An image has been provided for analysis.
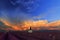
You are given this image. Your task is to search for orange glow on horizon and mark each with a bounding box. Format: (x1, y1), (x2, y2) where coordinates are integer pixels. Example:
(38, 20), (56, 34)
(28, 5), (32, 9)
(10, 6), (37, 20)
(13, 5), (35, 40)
(0, 18), (60, 31)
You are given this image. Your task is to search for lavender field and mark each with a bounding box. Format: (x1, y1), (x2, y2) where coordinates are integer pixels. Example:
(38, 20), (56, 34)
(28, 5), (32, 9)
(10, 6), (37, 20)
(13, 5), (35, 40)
(0, 30), (60, 40)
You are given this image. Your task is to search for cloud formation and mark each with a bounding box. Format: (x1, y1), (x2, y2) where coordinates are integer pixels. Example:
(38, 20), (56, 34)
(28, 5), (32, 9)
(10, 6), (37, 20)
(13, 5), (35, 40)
(0, 18), (60, 31)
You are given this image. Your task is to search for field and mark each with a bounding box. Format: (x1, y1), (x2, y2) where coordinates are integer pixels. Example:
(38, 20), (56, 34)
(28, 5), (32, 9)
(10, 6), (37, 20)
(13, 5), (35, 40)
(0, 30), (60, 40)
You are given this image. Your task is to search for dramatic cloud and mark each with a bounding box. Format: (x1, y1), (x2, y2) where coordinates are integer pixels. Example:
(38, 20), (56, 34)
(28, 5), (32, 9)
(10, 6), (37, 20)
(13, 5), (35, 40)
(0, 0), (60, 31)
(0, 18), (60, 31)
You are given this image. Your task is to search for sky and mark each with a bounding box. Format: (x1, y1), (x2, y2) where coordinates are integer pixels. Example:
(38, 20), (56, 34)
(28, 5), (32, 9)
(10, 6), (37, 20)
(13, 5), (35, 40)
(0, 0), (60, 24)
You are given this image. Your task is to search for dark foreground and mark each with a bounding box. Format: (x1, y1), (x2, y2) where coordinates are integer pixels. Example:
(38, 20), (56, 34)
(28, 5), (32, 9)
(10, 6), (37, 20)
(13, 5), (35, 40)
(0, 30), (60, 40)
